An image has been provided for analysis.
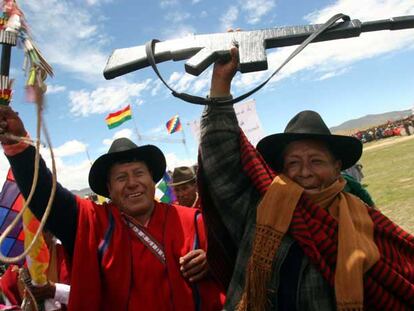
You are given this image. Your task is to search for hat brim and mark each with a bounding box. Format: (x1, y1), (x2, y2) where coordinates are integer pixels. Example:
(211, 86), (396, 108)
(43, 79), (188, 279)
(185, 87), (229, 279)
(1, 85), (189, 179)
(169, 175), (196, 187)
(256, 132), (362, 172)
(88, 145), (166, 198)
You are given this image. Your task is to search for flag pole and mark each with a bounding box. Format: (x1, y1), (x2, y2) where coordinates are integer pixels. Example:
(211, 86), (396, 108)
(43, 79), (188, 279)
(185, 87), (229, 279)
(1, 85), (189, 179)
(182, 129), (190, 157)
(178, 114), (191, 158)
(85, 146), (92, 166)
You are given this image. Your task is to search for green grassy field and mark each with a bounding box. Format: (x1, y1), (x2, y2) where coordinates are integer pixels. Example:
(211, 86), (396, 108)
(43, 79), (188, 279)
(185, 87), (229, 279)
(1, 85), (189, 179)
(361, 135), (414, 233)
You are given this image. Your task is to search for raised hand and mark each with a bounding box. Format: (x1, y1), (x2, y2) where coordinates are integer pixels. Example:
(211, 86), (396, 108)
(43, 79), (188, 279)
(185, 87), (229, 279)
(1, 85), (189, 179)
(210, 44), (239, 98)
(0, 106), (27, 145)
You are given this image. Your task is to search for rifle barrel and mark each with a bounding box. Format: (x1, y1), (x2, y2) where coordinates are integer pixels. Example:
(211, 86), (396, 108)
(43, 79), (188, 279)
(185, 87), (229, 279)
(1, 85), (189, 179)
(361, 15), (414, 32)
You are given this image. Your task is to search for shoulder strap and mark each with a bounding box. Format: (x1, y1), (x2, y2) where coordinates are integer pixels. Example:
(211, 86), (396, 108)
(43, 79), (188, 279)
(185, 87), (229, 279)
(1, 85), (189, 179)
(146, 14), (350, 105)
(192, 210), (201, 250)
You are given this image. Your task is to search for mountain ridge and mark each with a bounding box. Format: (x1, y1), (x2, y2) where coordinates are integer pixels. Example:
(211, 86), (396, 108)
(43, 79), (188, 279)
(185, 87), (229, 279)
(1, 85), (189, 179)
(330, 109), (412, 134)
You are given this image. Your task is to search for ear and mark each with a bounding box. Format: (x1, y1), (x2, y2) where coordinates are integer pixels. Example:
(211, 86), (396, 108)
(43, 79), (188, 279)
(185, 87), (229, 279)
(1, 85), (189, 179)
(334, 160), (342, 175)
(106, 182), (112, 196)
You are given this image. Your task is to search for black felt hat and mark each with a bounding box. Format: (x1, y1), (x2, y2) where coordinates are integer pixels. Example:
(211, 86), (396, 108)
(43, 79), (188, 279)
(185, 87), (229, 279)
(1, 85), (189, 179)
(256, 110), (362, 172)
(88, 138), (166, 198)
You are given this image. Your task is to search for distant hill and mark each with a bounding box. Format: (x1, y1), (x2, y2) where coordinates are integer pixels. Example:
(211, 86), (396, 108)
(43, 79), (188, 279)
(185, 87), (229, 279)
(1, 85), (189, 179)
(331, 109), (412, 134)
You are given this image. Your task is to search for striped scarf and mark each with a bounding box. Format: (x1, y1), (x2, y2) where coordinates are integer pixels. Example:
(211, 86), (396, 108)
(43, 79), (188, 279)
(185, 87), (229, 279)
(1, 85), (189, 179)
(237, 131), (414, 310)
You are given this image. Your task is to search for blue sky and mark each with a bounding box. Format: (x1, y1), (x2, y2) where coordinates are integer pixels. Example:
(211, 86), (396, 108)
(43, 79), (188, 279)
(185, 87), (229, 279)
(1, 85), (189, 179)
(1, 0), (414, 190)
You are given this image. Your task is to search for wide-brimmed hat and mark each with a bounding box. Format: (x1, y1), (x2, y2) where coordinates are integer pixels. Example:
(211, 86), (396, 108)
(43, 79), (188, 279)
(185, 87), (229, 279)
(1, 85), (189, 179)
(169, 166), (196, 186)
(88, 138), (166, 198)
(256, 110), (362, 172)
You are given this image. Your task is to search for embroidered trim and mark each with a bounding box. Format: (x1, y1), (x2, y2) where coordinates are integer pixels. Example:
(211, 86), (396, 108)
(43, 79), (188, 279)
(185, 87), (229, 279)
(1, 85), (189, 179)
(124, 216), (166, 264)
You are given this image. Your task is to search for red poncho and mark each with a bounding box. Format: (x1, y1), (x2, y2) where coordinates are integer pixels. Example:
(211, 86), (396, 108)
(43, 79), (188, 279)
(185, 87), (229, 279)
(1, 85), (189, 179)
(68, 198), (224, 311)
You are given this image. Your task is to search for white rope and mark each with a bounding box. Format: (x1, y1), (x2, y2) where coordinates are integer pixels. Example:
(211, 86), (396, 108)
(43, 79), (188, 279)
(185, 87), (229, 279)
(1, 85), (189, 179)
(0, 82), (57, 264)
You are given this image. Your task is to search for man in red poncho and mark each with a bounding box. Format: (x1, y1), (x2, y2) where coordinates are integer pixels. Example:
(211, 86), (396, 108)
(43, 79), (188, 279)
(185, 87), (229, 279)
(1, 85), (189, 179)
(0, 105), (225, 311)
(170, 166), (200, 209)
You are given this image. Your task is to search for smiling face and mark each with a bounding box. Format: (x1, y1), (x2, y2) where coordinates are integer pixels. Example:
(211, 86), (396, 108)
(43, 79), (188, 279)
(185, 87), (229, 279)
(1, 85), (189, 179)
(107, 161), (155, 224)
(282, 139), (342, 193)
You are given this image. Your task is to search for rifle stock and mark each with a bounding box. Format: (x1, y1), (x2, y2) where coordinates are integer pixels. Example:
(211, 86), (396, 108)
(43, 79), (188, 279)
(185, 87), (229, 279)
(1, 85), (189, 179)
(103, 15), (414, 80)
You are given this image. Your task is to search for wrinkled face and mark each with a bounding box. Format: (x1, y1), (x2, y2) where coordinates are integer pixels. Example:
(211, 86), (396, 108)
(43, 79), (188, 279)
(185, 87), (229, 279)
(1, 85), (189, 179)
(282, 139), (342, 193)
(173, 181), (197, 207)
(107, 161), (155, 220)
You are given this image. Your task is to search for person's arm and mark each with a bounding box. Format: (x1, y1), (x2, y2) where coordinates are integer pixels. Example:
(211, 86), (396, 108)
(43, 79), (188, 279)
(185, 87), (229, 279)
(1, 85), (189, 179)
(25, 281), (70, 306)
(199, 48), (261, 246)
(0, 106), (77, 256)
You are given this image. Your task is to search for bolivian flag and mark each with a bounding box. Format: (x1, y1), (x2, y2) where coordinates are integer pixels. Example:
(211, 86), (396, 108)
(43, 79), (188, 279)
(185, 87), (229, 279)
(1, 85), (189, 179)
(105, 105), (132, 129)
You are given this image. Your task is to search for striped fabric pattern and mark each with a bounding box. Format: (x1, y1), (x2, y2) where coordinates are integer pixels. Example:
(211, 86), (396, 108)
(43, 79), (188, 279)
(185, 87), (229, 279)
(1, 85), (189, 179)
(0, 169), (24, 261)
(238, 131), (414, 310)
(23, 207), (50, 285)
(105, 105), (132, 129)
(166, 115), (182, 134)
(0, 170), (50, 276)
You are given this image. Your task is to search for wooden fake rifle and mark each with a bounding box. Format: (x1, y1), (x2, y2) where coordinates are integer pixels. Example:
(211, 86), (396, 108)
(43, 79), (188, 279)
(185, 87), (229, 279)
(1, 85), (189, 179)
(104, 14), (414, 79)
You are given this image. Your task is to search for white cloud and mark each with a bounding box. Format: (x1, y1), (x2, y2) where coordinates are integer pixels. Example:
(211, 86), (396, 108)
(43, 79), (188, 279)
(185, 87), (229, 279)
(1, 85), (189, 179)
(241, 0), (275, 25)
(317, 67), (351, 81)
(58, 160), (91, 190)
(21, 1), (109, 80)
(35, 150), (91, 190)
(165, 11), (191, 23)
(38, 140), (90, 189)
(52, 158), (91, 190)
(192, 0), (201, 3)
(233, 0), (414, 90)
(200, 11), (208, 18)
(85, 0), (112, 5)
(51, 140), (87, 157)
(167, 71), (196, 92)
(305, 0), (414, 23)
(151, 80), (164, 96)
(160, 0), (178, 8)
(220, 6), (239, 30)
(162, 68), (211, 95)
(0, 147), (90, 192)
(191, 76), (210, 93)
(162, 25), (196, 39)
(69, 79), (152, 116)
(147, 124), (166, 135)
(46, 84), (66, 94)
(164, 152), (196, 171)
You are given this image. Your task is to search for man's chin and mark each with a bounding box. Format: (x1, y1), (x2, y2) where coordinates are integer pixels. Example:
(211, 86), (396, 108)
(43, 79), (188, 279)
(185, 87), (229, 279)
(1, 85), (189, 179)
(122, 201), (153, 216)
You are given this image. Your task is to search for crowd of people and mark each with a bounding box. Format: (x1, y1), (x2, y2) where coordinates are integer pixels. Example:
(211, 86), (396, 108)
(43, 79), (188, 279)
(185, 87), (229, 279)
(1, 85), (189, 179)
(0, 47), (413, 311)
(351, 116), (414, 143)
